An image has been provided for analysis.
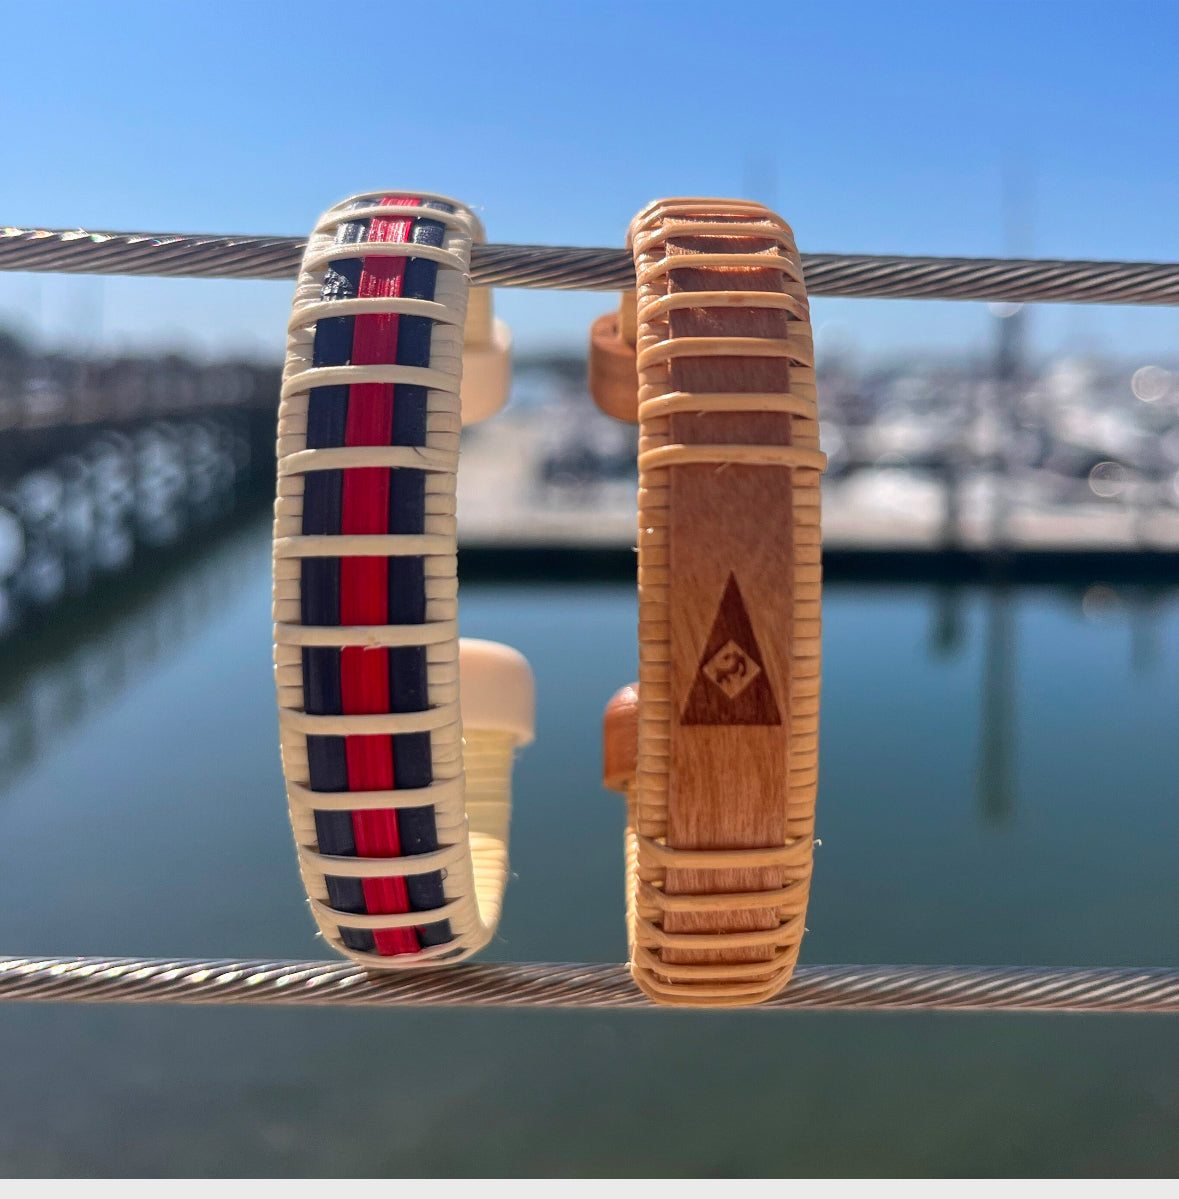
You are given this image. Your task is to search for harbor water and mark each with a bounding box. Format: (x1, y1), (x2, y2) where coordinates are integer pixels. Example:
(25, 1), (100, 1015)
(0, 505), (1176, 1176)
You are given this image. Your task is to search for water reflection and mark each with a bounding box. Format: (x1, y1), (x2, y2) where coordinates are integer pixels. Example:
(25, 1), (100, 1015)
(929, 582), (967, 658)
(926, 582), (1179, 827)
(0, 499), (269, 797)
(977, 588), (1017, 826)
(0, 412), (268, 637)
(1127, 588), (1166, 675)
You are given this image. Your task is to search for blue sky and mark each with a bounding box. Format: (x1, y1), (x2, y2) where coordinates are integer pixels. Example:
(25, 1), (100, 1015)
(2, 0), (1177, 362)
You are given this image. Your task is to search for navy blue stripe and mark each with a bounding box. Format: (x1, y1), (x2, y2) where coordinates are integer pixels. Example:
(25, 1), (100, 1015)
(304, 211), (371, 951)
(300, 200), (456, 951)
(390, 202), (451, 942)
(392, 209), (445, 446)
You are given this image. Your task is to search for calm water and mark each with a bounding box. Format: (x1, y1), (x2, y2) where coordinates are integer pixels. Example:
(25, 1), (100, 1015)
(0, 510), (1176, 1177)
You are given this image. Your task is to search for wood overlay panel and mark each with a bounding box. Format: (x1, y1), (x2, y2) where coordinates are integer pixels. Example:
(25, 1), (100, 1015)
(626, 198), (825, 1006)
(663, 232), (794, 975)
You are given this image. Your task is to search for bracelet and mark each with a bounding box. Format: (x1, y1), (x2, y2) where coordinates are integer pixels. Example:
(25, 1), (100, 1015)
(274, 191), (531, 968)
(594, 198), (826, 1005)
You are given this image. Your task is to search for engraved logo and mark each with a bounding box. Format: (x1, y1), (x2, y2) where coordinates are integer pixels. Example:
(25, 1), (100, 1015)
(680, 574), (782, 727)
(703, 640), (762, 699)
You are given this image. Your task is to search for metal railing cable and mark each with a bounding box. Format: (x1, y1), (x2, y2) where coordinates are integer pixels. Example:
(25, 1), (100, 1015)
(0, 956), (1176, 1012)
(4, 225), (1179, 305)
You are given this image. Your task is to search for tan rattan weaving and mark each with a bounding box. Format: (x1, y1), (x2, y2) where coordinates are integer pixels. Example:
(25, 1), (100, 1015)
(595, 198), (826, 1006)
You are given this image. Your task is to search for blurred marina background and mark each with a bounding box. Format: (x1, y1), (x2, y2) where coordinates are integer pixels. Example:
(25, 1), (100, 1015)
(0, 0), (1176, 1179)
(6, 307), (1179, 613)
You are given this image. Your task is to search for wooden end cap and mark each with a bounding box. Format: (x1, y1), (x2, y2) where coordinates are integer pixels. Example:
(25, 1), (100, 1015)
(588, 311), (638, 423)
(603, 682), (639, 792)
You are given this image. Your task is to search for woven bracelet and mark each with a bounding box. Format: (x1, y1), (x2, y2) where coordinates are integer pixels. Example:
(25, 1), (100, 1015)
(274, 191), (531, 969)
(595, 198), (826, 1006)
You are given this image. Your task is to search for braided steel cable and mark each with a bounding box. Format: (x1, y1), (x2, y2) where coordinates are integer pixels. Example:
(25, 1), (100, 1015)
(4, 225), (1179, 305)
(0, 227), (304, 281)
(800, 252), (1179, 306)
(0, 956), (1176, 1011)
(467, 244), (635, 291)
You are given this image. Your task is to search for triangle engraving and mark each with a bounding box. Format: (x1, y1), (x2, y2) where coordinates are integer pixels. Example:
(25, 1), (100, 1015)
(681, 574), (782, 726)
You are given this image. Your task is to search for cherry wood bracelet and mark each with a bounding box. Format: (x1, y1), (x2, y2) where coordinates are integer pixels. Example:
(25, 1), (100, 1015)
(594, 198), (826, 1006)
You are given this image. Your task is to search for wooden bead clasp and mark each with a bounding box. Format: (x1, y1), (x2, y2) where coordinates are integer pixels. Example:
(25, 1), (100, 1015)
(602, 683), (639, 793)
(588, 291), (639, 423)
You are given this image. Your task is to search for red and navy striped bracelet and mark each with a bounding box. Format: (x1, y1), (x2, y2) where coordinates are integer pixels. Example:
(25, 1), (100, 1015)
(300, 196), (450, 956)
(276, 191), (528, 968)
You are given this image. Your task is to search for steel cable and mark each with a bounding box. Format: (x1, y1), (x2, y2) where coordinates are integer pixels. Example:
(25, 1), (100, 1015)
(4, 226), (1179, 305)
(0, 956), (1176, 1011)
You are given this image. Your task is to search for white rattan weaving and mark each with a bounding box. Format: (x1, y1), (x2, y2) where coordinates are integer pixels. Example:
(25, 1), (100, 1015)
(273, 191), (528, 968)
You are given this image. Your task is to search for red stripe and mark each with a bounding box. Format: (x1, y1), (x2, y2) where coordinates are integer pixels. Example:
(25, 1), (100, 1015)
(340, 195), (422, 955)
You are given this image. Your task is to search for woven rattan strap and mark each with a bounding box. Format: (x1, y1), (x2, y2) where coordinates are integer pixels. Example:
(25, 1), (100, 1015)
(274, 191), (519, 969)
(627, 198), (826, 1006)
